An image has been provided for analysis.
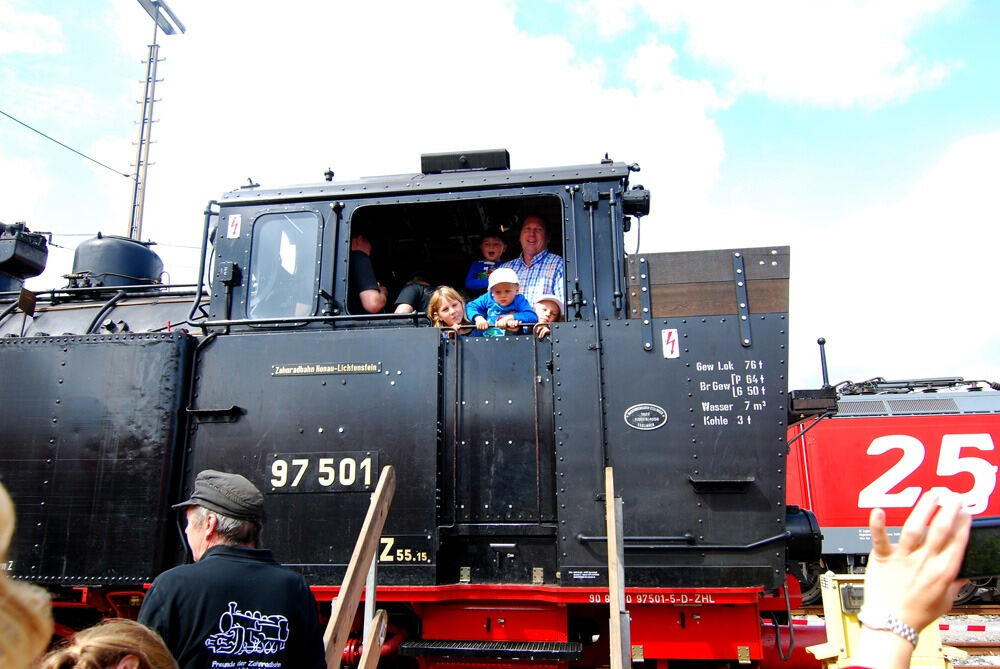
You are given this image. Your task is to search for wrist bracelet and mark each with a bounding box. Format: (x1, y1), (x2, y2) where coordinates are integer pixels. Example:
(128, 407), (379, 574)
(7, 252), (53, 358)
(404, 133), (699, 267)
(857, 606), (919, 647)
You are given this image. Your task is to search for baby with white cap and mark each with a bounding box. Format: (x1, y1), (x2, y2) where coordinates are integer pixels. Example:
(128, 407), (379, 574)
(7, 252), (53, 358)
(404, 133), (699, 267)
(533, 293), (563, 340)
(465, 267), (539, 335)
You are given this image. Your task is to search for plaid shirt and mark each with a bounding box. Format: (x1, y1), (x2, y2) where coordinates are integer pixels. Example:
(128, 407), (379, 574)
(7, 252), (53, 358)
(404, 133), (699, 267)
(499, 248), (564, 308)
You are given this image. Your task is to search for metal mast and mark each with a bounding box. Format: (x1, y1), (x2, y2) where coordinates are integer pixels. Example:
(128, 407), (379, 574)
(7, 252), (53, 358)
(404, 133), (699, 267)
(128, 0), (185, 240)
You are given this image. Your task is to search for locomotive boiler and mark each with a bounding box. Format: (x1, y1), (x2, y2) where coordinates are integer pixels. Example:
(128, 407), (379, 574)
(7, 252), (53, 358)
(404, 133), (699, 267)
(1, 150), (821, 667)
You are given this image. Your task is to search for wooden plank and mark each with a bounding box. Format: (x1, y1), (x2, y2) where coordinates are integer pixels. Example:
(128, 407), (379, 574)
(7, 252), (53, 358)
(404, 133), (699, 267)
(324, 465), (396, 669)
(605, 467), (631, 669)
(625, 247), (790, 318)
(627, 247), (789, 285)
(357, 609), (388, 669)
(628, 279), (788, 317)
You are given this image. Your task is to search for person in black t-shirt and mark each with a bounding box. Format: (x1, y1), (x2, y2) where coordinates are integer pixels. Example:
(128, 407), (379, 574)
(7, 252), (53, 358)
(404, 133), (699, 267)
(393, 275), (435, 316)
(347, 231), (387, 314)
(138, 471), (325, 669)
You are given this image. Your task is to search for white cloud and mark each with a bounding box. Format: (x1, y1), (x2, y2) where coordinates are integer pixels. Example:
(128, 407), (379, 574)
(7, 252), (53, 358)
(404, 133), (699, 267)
(0, 153), (49, 220)
(789, 131), (1000, 387)
(573, 0), (639, 38)
(12, 0), (995, 396)
(630, 0), (959, 108)
(621, 40), (728, 215)
(629, 130), (1000, 389)
(1, 74), (108, 132)
(0, 1), (65, 55)
(77, 0), (727, 288)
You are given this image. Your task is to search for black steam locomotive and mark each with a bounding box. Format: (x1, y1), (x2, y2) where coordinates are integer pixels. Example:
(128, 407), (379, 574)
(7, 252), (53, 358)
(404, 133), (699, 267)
(1, 150), (820, 667)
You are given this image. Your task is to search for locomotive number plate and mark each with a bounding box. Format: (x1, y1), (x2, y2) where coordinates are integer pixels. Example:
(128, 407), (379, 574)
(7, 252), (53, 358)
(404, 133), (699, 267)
(267, 451), (377, 493)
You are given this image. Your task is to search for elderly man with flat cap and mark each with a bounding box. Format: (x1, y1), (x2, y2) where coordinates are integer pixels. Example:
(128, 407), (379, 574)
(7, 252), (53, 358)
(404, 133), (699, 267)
(138, 470), (325, 669)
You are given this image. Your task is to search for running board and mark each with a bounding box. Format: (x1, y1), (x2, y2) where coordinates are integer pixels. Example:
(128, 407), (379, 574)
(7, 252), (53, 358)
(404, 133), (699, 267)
(399, 640), (583, 661)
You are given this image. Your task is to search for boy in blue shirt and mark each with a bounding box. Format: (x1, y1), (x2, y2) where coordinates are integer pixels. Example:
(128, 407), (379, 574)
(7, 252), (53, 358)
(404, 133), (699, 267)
(464, 229), (507, 293)
(466, 267), (538, 334)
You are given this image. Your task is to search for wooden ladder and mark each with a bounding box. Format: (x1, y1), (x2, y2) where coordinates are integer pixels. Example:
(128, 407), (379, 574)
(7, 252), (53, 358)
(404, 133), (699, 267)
(323, 465), (396, 669)
(606, 466), (632, 669)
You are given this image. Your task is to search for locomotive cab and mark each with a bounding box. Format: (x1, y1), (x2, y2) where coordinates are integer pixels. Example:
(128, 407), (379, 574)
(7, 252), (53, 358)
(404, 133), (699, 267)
(190, 152), (798, 592)
(208, 190), (575, 325)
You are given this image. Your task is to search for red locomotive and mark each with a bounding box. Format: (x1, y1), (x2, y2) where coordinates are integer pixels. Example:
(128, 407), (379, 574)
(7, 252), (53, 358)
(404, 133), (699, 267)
(787, 363), (1000, 603)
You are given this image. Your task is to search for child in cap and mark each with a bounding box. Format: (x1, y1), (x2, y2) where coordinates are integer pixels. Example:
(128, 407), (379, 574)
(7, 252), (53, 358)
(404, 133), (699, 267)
(533, 293), (563, 340)
(465, 267), (538, 335)
(464, 229), (507, 293)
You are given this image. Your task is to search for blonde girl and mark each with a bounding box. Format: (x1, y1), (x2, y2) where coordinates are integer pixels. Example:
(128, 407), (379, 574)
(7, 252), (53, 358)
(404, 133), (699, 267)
(40, 619), (178, 669)
(427, 286), (472, 334)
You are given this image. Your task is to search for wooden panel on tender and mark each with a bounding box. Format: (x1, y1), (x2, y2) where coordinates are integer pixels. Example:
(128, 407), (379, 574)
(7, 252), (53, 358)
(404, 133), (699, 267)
(627, 246), (789, 317)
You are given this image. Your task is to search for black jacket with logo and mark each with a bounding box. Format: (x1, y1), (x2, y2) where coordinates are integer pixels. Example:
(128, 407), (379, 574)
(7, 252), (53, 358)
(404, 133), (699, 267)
(138, 545), (326, 669)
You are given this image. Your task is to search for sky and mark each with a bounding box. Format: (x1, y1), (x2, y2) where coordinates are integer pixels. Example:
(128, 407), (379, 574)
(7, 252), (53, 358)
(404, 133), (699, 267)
(1, 0), (997, 390)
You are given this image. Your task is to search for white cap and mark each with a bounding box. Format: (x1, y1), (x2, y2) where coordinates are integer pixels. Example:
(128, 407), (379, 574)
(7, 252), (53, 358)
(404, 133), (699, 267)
(535, 293), (563, 313)
(487, 267), (520, 290)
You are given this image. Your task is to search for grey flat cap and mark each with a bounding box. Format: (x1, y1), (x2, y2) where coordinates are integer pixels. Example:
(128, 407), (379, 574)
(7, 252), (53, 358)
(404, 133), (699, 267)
(172, 470), (264, 521)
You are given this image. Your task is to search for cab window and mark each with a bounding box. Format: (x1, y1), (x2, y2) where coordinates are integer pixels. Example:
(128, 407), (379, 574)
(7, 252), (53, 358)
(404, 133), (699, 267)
(347, 196), (563, 316)
(248, 212), (320, 318)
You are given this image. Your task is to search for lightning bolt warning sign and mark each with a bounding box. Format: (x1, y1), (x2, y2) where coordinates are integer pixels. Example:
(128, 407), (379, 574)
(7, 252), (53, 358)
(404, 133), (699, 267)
(661, 328), (679, 359)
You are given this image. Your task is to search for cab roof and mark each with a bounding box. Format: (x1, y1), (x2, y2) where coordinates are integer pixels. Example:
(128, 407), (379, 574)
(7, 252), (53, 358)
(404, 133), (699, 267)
(219, 158), (632, 206)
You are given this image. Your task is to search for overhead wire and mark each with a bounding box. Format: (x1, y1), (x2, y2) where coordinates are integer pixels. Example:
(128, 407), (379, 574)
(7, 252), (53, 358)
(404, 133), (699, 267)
(0, 107), (131, 178)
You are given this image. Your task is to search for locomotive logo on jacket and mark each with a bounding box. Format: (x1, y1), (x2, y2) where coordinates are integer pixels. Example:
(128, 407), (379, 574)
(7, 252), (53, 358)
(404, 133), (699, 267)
(205, 601), (289, 656)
